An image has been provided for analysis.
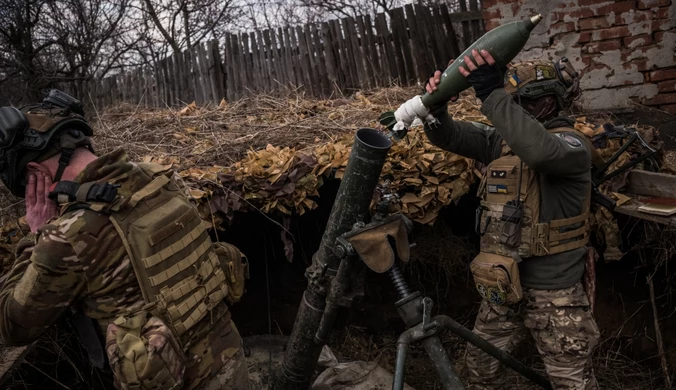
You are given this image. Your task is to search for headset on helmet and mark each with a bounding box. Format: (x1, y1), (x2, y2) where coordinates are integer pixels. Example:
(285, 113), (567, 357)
(0, 90), (94, 198)
(503, 58), (581, 112)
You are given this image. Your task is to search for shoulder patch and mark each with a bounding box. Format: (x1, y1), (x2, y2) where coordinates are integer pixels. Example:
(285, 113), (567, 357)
(556, 133), (582, 148)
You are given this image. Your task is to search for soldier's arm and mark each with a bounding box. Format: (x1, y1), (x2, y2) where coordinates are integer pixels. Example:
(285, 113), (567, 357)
(481, 89), (590, 175)
(0, 223), (86, 346)
(423, 108), (503, 165)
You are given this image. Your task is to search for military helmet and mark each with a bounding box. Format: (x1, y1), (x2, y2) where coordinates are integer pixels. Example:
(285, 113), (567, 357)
(503, 58), (581, 111)
(0, 90), (93, 198)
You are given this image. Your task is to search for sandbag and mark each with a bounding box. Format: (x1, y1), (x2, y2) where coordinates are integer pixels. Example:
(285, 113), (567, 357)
(311, 346), (416, 390)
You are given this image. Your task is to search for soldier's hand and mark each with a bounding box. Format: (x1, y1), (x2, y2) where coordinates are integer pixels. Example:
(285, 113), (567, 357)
(459, 49), (497, 76)
(426, 60), (459, 103)
(25, 172), (57, 233)
(426, 70), (443, 94)
(458, 49), (506, 102)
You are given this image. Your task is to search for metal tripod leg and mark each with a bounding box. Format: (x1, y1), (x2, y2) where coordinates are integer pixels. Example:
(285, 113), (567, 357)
(393, 322), (465, 390)
(389, 266), (553, 390)
(390, 266), (465, 390)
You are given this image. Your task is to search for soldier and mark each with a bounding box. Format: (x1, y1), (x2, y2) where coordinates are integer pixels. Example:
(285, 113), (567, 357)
(0, 91), (250, 390)
(395, 49), (601, 389)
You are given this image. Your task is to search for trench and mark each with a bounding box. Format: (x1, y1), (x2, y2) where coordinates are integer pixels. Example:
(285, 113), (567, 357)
(4, 178), (674, 389)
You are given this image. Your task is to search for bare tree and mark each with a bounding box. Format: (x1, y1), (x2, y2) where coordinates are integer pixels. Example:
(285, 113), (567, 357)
(0, 0), (140, 104)
(0, 0), (52, 103)
(298, 0), (403, 19)
(139, 0), (242, 54)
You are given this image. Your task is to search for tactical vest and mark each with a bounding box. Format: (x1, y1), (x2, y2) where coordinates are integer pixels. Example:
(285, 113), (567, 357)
(55, 162), (231, 389)
(476, 127), (591, 258)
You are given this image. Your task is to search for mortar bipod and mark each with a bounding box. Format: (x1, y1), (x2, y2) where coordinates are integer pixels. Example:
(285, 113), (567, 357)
(332, 213), (553, 390)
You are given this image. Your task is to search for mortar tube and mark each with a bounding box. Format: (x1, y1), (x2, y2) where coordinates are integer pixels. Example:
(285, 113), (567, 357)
(275, 128), (392, 390)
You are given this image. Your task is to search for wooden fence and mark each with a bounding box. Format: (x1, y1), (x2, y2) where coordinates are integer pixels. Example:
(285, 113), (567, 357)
(80, 2), (483, 110)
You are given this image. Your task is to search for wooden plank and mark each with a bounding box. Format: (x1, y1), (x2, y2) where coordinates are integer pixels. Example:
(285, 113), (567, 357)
(615, 201), (676, 226)
(355, 15), (374, 89)
(294, 25), (312, 94)
(224, 34), (236, 102)
(138, 67), (145, 105)
(344, 17), (367, 90)
(439, 4), (462, 59)
(180, 49), (190, 104)
(374, 12), (398, 84)
(310, 23), (330, 96)
(420, 5), (445, 68)
(468, 0), (482, 42)
(247, 32), (260, 92)
(393, 6), (414, 82)
(362, 15), (381, 87)
(231, 35), (244, 100)
(256, 30), (272, 92)
(262, 29), (277, 86)
(413, 4), (438, 73)
(169, 55), (178, 106)
(239, 34), (252, 95)
(146, 67), (152, 106)
(287, 28), (302, 89)
(269, 28), (285, 86)
(180, 49), (191, 104)
(277, 27), (291, 86)
(197, 44), (211, 104)
(185, 49), (197, 103)
(171, 53), (180, 105)
(625, 170), (676, 199)
(121, 71), (127, 102)
(329, 19), (348, 91)
(445, 10), (483, 23)
(458, 0), (472, 49)
(320, 22), (338, 93)
(302, 25), (320, 96)
(406, 4), (434, 80)
(283, 27), (299, 87)
(166, 53), (174, 105)
(340, 19), (360, 90)
(164, 58), (173, 105)
(156, 60), (165, 105)
(206, 40), (221, 104)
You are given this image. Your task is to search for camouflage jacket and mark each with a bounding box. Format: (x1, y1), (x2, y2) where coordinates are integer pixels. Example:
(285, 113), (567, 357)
(0, 149), (242, 390)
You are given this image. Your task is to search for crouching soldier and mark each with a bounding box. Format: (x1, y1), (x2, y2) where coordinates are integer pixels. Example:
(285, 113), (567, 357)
(395, 50), (601, 389)
(0, 90), (250, 389)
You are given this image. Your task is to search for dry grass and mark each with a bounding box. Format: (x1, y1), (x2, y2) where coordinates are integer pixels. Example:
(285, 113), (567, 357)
(90, 86), (419, 167)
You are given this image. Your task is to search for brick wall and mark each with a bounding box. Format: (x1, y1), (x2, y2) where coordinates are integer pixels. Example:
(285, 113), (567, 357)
(482, 0), (676, 114)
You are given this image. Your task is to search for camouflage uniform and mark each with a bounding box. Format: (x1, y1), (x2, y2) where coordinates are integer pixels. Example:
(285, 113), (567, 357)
(0, 149), (249, 390)
(465, 283), (600, 390)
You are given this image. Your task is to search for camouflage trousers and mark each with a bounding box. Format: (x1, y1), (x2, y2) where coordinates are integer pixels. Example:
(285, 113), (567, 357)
(465, 282), (600, 390)
(202, 348), (251, 390)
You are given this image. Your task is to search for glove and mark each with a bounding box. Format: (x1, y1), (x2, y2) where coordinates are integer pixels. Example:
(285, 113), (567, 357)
(466, 64), (508, 102)
(393, 95), (434, 132)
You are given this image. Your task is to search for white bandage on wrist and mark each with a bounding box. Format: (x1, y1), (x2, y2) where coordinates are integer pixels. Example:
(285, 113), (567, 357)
(393, 95), (430, 130)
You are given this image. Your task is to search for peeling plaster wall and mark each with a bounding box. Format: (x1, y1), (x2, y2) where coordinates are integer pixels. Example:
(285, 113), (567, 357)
(482, 0), (676, 113)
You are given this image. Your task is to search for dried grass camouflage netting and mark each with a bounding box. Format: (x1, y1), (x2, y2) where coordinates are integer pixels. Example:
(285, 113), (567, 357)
(0, 86), (667, 266)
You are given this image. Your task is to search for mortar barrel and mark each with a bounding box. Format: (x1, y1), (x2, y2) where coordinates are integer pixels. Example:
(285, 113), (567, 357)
(275, 128), (392, 389)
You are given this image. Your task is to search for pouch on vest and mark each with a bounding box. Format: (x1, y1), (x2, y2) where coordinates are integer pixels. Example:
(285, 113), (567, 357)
(499, 201), (524, 248)
(105, 311), (186, 390)
(213, 242), (250, 304)
(470, 252), (523, 305)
